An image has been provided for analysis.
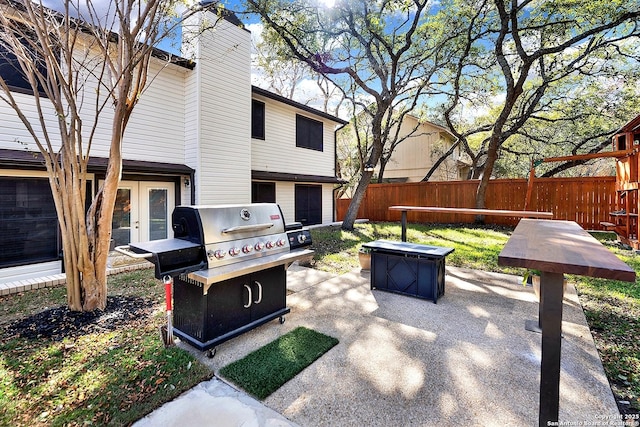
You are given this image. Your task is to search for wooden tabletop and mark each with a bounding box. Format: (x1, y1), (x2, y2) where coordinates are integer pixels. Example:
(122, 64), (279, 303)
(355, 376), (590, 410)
(389, 206), (553, 219)
(498, 219), (636, 282)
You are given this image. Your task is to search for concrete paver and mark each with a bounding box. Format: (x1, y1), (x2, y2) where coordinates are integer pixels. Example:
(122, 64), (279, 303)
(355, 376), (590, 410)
(133, 377), (299, 427)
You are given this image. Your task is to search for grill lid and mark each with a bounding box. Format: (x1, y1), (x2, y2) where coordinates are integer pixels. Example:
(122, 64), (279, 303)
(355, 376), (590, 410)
(121, 203), (312, 280)
(172, 204), (286, 245)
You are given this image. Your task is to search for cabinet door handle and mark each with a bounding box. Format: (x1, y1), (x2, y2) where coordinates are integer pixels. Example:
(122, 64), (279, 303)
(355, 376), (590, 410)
(254, 281), (263, 304)
(243, 284), (252, 308)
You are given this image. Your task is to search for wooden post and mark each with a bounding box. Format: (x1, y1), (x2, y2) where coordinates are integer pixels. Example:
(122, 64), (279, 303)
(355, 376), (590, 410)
(538, 271), (565, 427)
(524, 160), (536, 211)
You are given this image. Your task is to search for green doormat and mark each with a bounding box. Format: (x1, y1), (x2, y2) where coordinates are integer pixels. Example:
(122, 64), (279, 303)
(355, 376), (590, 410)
(219, 326), (339, 400)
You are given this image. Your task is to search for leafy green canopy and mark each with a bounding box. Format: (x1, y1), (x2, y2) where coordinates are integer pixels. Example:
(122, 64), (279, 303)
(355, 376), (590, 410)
(245, 0), (456, 228)
(432, 0), (640, 181)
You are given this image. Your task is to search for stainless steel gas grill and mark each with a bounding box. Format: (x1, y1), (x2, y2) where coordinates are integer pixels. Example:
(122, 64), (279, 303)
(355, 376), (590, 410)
(119, 203), (313, 354)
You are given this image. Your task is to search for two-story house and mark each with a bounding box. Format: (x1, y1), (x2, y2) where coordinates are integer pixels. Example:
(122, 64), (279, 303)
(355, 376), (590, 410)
(251, 86), (346, 225)
(0, 10), (345, 284)
(378, 115), (469, 182)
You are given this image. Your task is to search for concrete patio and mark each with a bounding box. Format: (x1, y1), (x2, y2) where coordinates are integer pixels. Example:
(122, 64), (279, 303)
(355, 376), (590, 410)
(135, 263), (619, 426)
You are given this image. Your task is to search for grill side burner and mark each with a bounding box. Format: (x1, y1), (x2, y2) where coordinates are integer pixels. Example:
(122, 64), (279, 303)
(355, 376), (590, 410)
(126, 203), (313, 354)
(128, 238), (206, 278)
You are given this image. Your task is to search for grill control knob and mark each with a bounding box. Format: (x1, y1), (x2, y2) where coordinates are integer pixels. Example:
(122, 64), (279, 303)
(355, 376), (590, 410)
(214, 249), (227, 259)
(266, 241), (275, 249)
(242, 244), (254, 254)
(298, 234), (307, 244)
(229, 247), (240, 256)
(276, 238), (286, 247)
(255, 242), (265, 251)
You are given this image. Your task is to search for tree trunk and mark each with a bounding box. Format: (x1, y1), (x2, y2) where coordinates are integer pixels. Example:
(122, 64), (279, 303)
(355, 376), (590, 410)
(83, 121), (125, 310)
(342, 124), (385, 230)
(377, 157), (387, 183)
(422, 139), (461, 181)
(341, 170), (374, 230)
(474, 134), (501, 222)
(61, 228), (83, 311)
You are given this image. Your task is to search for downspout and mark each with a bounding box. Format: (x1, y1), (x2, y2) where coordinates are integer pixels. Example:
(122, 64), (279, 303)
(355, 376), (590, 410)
(333, 121), (348, 222)
(190, 170), (196, 205)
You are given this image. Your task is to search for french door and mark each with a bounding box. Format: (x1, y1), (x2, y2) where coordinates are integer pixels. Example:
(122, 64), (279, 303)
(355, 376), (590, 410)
(111, 181), (175, 246)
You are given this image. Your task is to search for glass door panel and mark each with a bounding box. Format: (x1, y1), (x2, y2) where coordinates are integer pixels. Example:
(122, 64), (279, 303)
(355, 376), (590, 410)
(139, 182), (174, 242)
(105, 181), (173, 245)
(112, 188), (132, 247)
(148, 189), (168, 240)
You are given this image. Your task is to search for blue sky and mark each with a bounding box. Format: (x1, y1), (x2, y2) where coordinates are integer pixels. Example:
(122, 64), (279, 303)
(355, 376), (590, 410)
(156, 0), (257, 55)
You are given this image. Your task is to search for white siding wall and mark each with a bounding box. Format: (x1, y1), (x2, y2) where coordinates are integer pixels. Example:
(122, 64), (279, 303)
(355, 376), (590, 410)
(275, 181), (296, 224)
(184, 15), (252, 204)
(0, 92), (58, 152)
(251, 95), (337, 177)
(183, 15), (201, 204)
(120, 64), (187, 162)
(0, 43), (188, 165)
(84, 59), (187, 162)
(320, 184), (334, 223)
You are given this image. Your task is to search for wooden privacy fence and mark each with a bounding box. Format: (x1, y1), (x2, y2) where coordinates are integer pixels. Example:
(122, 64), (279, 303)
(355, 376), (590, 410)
(335, 176), (617, 230)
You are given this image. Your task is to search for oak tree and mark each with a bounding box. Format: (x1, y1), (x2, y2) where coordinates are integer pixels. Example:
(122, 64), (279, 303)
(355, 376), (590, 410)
(437, 0), (640, 211)
(245, 0), (451, 230)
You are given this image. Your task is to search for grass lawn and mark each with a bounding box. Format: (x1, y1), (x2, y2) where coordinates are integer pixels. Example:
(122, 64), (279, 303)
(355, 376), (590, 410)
(0, 222), (637, 426)
(573, 234), (640, 413)
(0, 270), (213, 426)
(309, 221), (519, 275)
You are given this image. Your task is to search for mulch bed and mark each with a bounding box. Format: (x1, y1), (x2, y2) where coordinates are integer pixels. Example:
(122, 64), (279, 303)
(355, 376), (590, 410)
(3, 295), (156, 341)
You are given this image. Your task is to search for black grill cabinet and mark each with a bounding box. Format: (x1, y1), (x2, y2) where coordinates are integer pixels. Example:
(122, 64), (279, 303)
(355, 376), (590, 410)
(173, 265), (289, 351)
(363, 240), (454, 303)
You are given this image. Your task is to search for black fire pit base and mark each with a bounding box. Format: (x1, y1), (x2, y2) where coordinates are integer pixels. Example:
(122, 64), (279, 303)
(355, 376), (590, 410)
(172, 307), (290, 352)
(363, 240), (454, 303)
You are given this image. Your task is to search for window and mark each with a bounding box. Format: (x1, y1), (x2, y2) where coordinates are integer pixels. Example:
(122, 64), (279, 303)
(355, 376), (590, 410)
(0, 177), (59, 268)
(296, 115), (323, 151)
(252, 100), (265, 139)
(0, 26), (48, 95)
(148, 189), (168, 241)
(252, 181), (276, 203)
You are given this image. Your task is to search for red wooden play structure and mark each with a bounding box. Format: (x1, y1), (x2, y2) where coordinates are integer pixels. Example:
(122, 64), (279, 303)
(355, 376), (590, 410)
(602, 114), (640, 248)
(525, 114), (640, 248)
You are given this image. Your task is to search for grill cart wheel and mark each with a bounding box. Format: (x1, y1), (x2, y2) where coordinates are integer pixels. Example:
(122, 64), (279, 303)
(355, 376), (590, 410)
(279, 316), (286, 324)
(207, 348), (217, 358)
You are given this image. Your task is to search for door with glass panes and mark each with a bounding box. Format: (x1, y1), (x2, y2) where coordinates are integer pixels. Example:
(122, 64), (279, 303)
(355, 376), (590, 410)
(110, 181), (175, 246)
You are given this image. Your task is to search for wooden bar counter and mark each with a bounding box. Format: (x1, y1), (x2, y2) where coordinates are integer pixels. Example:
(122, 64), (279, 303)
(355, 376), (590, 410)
(498, 219), (635, 427)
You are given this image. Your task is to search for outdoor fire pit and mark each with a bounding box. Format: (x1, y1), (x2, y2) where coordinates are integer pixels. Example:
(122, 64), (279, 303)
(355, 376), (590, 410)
(363, 239), (454, 303)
